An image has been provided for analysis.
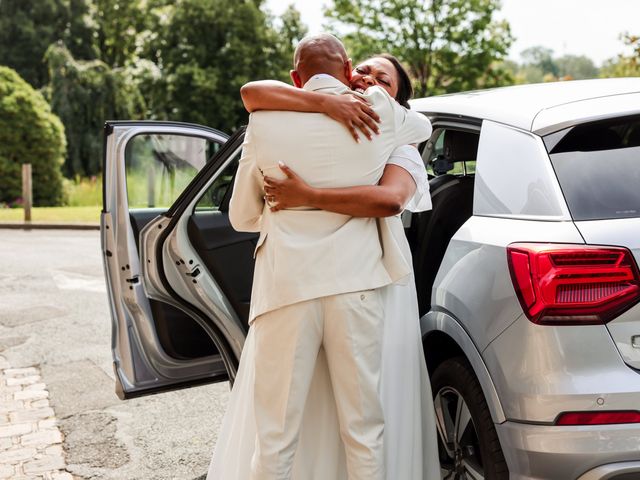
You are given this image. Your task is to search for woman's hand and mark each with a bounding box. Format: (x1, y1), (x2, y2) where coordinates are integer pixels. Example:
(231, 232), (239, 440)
(321, 93), (381, 142)
(264, 163), (315, 212)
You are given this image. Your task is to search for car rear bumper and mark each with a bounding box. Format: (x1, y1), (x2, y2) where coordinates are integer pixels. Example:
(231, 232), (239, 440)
(496, 421), (640, 480)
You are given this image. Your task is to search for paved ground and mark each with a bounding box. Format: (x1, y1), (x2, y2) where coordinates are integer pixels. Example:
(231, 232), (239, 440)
(0, 230), (230, 479)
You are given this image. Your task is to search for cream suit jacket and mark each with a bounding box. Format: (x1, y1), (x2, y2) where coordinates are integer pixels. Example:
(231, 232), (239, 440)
(229, 75), (433, 322)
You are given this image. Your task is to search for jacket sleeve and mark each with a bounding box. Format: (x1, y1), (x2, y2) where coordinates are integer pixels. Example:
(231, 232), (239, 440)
(228, 122), (265, 232)
(392, 100), (433, 147)
(363, 86), (433, 147)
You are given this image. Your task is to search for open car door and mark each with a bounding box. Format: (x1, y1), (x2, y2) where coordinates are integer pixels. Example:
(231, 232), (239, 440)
(101, 121), (256, 399)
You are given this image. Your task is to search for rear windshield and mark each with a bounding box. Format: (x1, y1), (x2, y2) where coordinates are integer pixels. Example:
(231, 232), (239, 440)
(547, 115), (640, 221)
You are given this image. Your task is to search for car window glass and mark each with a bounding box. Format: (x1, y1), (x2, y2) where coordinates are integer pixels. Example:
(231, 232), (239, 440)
(196, 148), (241, 211)
(427, 128), (477, 176)
(425, 131), (444, 176)
(125, 134), (221, 208)
(548, 115), (640, 220)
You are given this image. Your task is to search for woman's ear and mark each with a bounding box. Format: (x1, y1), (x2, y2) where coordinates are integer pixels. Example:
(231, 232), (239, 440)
(290, 70), (303, 88)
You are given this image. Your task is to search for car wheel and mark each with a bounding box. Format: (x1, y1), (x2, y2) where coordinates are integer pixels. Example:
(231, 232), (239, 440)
(431, 357), (508, 480)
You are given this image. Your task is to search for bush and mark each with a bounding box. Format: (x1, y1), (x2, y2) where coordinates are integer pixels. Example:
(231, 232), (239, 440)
(0, 66), (67, 206)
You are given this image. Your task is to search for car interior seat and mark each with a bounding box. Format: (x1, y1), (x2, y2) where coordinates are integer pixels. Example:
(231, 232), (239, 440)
(627, 122), (640, 147)
(411, 130), (478, 315)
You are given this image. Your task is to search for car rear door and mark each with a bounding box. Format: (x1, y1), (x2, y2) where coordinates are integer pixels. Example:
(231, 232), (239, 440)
(101, 121), (255, 399)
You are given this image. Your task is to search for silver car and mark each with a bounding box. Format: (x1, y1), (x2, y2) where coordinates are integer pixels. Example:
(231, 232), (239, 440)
(102, 78), (640, 479)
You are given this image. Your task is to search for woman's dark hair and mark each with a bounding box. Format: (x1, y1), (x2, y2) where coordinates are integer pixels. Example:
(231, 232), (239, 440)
(373, 53), (414, 108)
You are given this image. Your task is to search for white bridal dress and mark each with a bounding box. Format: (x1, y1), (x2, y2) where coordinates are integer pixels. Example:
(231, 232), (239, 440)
(207, 145), (440, 480)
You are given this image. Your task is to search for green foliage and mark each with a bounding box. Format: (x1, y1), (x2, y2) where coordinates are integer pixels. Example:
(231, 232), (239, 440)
(324, 0), (514, 96)
(93, 0), (147, 67)
(0, 67), (66, 206)
(0, 0), (96, 87)
(45, 43), (146, 177)
(63, 176), (102, 206)
(504, 47), (599, 84)
(601, 34), (640, 78)
(143, 0), (306, 132)
(521, 46), (558, 77)
(556, 55), (598, 80)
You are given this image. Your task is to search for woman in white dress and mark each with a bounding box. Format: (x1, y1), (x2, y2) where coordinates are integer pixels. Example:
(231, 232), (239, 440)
(208, 54), (440, 480)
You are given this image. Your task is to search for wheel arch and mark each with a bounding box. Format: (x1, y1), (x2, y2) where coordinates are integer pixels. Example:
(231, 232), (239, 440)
(421, 310), (506, 424)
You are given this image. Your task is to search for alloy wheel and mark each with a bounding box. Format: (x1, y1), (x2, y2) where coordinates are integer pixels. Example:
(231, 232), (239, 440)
(435, 386), (485, 480)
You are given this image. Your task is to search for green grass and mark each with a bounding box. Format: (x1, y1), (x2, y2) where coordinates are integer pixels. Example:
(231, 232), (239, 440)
(0, 206), (101, 223)
(63, 176), (102, 207)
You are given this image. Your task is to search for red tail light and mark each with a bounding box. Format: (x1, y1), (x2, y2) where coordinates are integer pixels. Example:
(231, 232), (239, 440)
(507, 243), (640, 325)
(556, 411), (640, 425)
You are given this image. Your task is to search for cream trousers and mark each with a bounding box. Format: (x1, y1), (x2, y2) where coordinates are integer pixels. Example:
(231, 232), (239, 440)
(250, 289), (386, 480)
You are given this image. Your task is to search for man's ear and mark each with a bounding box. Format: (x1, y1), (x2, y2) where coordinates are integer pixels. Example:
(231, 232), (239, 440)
(344, 58), (353, 82)
(290, 70), (303, 88)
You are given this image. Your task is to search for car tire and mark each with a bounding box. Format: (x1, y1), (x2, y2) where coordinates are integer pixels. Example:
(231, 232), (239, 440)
(431, 356), (509, 480)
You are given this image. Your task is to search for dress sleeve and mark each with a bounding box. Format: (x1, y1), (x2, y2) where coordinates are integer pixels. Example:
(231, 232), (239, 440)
(387, 145), (432, 213)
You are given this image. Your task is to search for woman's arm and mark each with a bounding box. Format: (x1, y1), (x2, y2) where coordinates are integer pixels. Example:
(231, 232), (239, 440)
(264, 163), (416, 218)
(240, 80), (380, 141)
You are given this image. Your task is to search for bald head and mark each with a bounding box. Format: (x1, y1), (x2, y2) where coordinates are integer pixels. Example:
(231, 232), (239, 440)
(291, 33), (352, 87)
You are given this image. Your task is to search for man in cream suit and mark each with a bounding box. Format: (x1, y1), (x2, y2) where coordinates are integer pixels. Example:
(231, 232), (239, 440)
(229, 34), (431, 480)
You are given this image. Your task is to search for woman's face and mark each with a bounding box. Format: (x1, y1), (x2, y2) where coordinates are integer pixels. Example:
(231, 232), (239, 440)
(350, 57), (399, 99)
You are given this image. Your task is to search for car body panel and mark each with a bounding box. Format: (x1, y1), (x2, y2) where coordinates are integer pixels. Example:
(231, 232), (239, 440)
(533, 91), (640, 135)
(496, 421), (640, 480)
(574, 218), (640, 371)
(433, 216), (585, 352)
(411, 78), (640, 133)
(473, 121), (571, 220)
(484, 314), (640, 423)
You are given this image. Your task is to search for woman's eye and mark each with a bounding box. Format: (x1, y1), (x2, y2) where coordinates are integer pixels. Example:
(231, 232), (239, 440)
(378, 79), (391, 86)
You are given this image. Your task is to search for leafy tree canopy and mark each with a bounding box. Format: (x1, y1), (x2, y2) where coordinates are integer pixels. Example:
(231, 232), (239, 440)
(143, 0), (306, 131)
(521, 46), (558, 77)
(556, 54), (598, 80)
(45, 43), (146, 177)
(324, 0), (514, 96)
(0, 67), (66, 205)
(601, 33), (640, 78)
(502, 47), (600, 84)
(0, 0), (95, 87)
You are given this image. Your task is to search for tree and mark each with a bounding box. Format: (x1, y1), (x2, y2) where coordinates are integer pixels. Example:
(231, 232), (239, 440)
(324, 0), (514, 96)
(93, 0), (148, 67)
(0, 0), (96, 88)
(601, 34), (640, 78)
(0, 0), (68, 87)
(143, 0), (306, 132)
(520, 46), (558, 77)
(274, 4), (308, 64)
(0, 67), (66, 205)
(556, 54), (598, 80)
(45, 43), (146, 177)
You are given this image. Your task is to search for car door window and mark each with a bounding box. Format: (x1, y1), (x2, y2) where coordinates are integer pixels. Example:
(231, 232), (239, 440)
(195, 147), (241, 211)
(125, 134), (221, 208)
(426, 128), (477, 176)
